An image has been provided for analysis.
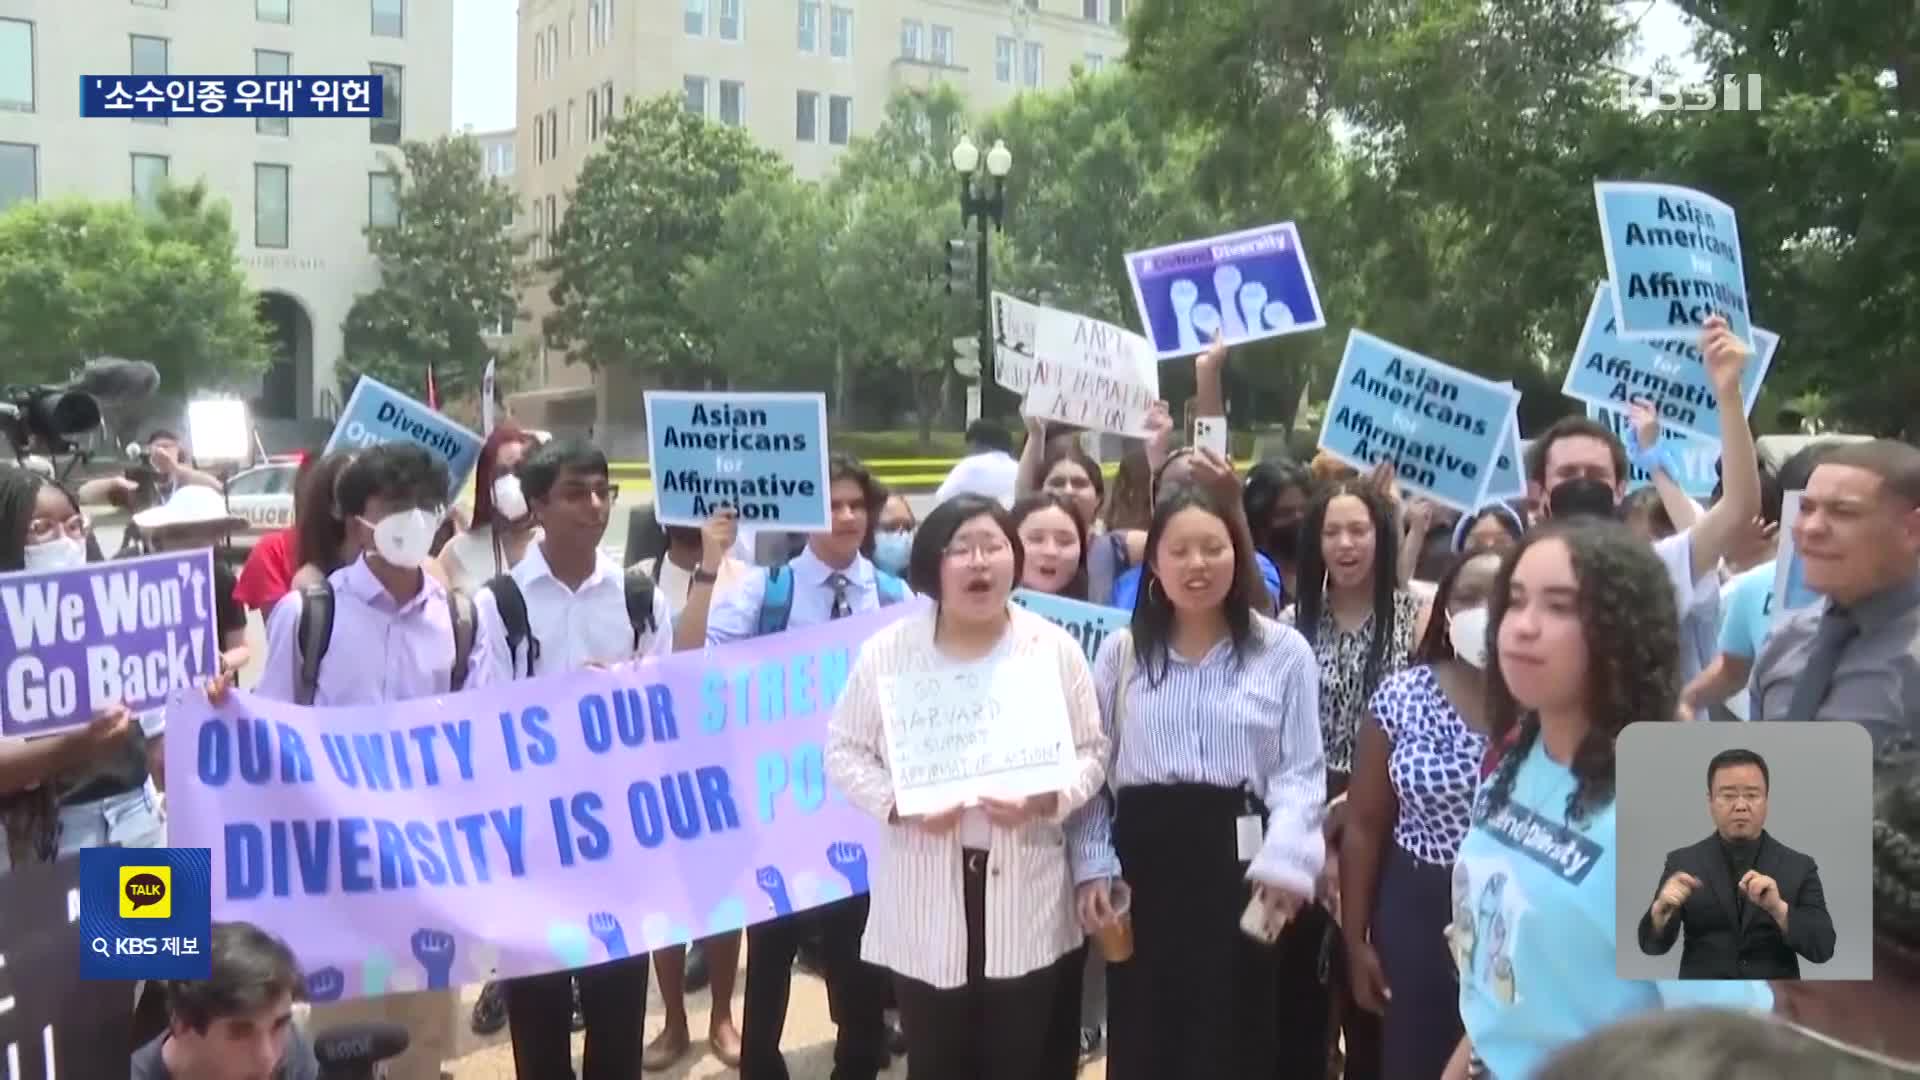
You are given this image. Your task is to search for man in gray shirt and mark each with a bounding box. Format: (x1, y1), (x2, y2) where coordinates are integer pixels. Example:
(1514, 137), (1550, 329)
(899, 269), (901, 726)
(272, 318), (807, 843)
(1751, 439), (1920, 750)
(130, 921), (319, 1080)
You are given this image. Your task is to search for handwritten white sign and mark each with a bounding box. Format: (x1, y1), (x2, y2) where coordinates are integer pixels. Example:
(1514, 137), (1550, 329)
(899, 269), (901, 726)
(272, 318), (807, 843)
(879, 657), (1076, 816)
(991, 292), (1040, 394)
(1021, 307), (1159, 438)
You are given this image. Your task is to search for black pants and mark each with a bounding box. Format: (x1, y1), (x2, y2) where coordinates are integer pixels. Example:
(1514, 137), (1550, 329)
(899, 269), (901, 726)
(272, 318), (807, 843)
(893, 849), (1063, 1080)
(1044, 942), (1089, 1078)
(741, 894), (886, 1080)
(1108, 783), (1282, 1080)
(506, 954), (648, 1080)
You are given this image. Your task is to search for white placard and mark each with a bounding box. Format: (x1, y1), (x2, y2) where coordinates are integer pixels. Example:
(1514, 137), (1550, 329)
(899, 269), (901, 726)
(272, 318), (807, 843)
(880, 657), (1076, 816)
(1022, 306), (1160, 438)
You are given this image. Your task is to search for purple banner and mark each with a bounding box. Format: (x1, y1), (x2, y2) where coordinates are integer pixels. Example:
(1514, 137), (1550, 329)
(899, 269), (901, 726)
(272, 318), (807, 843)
(1, 550), (218, 737)
(163, 602), (923, 1002)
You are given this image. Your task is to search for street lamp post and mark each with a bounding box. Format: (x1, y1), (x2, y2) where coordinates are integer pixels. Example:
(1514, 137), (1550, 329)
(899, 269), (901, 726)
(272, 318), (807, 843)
(951, 134), (1013, 402)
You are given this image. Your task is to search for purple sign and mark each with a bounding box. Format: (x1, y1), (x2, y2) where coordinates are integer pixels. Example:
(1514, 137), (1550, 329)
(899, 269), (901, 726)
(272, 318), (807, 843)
(1125, 222), (1328, 360)
(164, 602), (923, 1002)
(1, 550), (218, 737)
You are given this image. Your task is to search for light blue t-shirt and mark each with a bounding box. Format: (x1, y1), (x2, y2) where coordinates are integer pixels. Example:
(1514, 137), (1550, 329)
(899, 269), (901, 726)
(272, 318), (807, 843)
(1453, 737), (1771, 1079)
(1718, 560), (1777, 661)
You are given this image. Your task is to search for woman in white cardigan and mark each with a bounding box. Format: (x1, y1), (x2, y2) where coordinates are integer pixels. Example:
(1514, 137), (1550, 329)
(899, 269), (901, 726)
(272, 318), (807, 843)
(826, 493), (1108, 1080)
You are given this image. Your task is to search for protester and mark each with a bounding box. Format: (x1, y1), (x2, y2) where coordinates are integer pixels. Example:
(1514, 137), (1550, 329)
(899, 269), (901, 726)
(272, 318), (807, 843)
(873, 492), (917, 577)
(706, 451), (910, 1080)
(1243, 458), (1314, 601)
(1523, 315), (1761, 720)
(288, 450), (361, 591)
(1111, 449), (1280, 615)
(1443, 520), (1771, 1080)
(1067, 484), (1326, 1079)
(1748, 439), (1920, 748)
(1452, 503), (1525, 557)
(1534, 1007), (1915, 1080)
(243, 442), (492, 1080)
(1311, 451), (1361, 488)
(1101, 447), (1156, 533)
(233, 451), (319, 615)
(1343, 549), (1500, 1079)
(935, 420), (1020, 508)
(641, 507), (748, 1069)
(468, 438), (674, 1079)
(825, 494), (1107, 1079)
(436, 424), (539, 594)
(1012, 492), (1089, 601)
(0, 468), (157, 874)
(129, 921), (318, 1080)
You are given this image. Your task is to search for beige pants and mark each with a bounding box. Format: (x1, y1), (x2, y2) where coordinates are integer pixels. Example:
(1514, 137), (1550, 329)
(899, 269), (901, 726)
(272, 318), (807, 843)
(308, 989), (458, 1080)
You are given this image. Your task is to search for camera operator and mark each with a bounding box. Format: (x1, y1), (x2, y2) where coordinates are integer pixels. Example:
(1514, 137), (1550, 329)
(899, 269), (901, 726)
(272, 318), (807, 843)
(130, 921), (320, 1080)
(78, 429), (223, 515)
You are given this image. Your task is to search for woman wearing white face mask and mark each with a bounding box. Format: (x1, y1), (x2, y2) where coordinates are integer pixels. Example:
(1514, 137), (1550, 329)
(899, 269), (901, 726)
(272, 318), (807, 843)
(1338, 550), (1501, 1079)
(436, 426), (539, 594)
(0, 467), (156, 875)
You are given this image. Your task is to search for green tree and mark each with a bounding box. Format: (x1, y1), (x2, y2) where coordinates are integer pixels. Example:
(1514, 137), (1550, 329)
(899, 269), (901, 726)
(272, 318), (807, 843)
(341, 134), (524, 405)
(0, 181), (268, 388)
(543, 95), (781, 384)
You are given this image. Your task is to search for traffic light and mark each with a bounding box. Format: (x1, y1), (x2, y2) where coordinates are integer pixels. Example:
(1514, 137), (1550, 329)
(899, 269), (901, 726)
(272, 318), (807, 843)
(944, 238), (971, 294)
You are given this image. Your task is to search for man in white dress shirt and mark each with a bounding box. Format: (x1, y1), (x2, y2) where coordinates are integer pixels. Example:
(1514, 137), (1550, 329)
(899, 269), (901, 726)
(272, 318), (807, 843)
(706, 453), (910, 1080)
(472, 438), (674, 1080)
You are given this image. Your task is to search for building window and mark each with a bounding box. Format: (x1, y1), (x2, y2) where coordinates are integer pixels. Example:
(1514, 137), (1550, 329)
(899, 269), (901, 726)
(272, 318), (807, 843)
(545, 195), (557, 241)
(130, 34), (168, 125)
(587, 93), (600, 140)
(533, 32), (544, 81)
(568, 12), (577, 56)
(1083, 0), (1099, 17)
(369, 172), (400, 227)
(828, 5), (850, 58)
(683, 75), (707, 117)
(828, 94), (849, 145)
(1023, 41), (1044, 88)
(718, 0), (741, 41)
(564, 99), (575, 147)
(371, 0), (404, 37)
(0, 19), (33, 113)
(602, 81), (614, 130)
(533, 114), (544, 163)
(546, 107), (558, 157)
(684, 0), (705, 36)
(994, 36), (1014, 83)
(795, 90), (817, 142)
(254, 163), (289, 249)
(930, 25), (952, 66)
(899, 19), (921, 60)
(370, 62), (402, 144)
(719, 80), (743, 125)
(1109, 0), (1125, 25)
(257, 0), (290, 22)
(532, 200), (545, 258)
(604, 0), (615, 40)
(546, 27), (558, 74)
(0, 143), (35, 210)
(1084, 52), (1105, 73)
(255, 50), (290, 135)
(796, 0), (818, 51)
(131, 154), (168, 213)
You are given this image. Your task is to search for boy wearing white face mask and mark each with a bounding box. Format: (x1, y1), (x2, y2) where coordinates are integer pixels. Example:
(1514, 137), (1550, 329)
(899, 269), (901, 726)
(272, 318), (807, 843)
(248, 442), (497, 1080)
(1338, 550), (1502, 1080)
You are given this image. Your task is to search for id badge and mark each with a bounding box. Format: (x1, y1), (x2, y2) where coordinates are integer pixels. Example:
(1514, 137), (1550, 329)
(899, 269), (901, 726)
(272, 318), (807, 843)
(1235, 814), (1263, 861)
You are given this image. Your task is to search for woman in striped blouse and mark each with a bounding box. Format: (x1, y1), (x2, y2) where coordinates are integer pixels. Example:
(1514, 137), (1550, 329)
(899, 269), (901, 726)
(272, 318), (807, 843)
(826, 493), (1109, 1080)
(1067, 485), (1327, 1080)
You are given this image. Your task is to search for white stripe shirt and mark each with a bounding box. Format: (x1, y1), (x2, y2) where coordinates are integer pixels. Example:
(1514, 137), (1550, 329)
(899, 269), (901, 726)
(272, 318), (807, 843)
(1065, 614), (1328, 897)
(825, 607), (1109, 989)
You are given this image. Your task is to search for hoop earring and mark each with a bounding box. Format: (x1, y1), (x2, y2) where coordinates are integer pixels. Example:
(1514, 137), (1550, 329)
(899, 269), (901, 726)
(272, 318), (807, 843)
(1148, 577), (1166, 604)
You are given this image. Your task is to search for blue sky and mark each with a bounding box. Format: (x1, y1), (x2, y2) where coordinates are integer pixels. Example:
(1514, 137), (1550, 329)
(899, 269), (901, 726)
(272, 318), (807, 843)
(451, 0), (1702, 133)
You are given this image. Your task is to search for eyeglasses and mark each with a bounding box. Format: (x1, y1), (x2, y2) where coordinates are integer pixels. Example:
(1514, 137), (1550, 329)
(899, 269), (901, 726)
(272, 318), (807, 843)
(26, 514), (88, 544)
(944, 539), (1011, 563)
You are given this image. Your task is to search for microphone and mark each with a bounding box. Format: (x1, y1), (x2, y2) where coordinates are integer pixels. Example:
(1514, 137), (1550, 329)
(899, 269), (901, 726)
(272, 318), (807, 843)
(312, 1022), (409, 1080)
(69, 357), (161, 403)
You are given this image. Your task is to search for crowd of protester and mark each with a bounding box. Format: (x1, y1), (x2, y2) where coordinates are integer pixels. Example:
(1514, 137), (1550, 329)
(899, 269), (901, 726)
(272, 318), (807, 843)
(1, 315), (1918, 1079)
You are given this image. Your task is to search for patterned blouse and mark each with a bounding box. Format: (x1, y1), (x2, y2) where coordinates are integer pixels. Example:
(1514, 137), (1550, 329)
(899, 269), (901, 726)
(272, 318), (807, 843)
(1284, 590), (1422, 775)
(1370, 664), (1488, 865)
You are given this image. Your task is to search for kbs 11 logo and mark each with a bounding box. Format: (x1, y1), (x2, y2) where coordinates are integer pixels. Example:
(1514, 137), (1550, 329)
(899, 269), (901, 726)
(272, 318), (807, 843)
(1618, 73), (1763, 113)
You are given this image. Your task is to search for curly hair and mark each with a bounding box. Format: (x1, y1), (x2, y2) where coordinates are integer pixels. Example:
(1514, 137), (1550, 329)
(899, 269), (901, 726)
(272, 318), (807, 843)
(1872, 741), (1920, 958)
(1481, 519), (1679, 825)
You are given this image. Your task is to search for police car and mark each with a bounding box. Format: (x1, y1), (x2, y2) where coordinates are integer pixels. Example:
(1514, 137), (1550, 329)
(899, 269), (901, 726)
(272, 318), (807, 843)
(223, 458), (299, 541)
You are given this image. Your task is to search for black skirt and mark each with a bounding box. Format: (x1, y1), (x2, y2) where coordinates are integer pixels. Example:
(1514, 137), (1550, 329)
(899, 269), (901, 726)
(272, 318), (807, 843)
(1107, 782), (1280, 1080)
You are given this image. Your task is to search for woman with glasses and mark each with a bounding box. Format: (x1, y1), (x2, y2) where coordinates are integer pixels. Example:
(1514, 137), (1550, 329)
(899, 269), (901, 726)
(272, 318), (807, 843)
(0, 467), (161, 874)
(827, 493), (1109, 1080)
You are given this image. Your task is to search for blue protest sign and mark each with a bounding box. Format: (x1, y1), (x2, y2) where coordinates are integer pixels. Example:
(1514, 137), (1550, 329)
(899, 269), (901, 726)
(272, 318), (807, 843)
(1584, 402), (1722, 499)
(645, 391), (832, 530)
(1485, 406), (1526, 502)
(0, 550), (217, 737)
(1125, 223), (1327, 360)
(323, 376), (483, 500)
(78, 846), (213, 981)
(1010, 589), (1129, 664)
(1594, 181), (1753, 348)
(1562, 282), (1779, 442)
(1317, 331), (1523, 512)
(1770, 492), (1822, 625)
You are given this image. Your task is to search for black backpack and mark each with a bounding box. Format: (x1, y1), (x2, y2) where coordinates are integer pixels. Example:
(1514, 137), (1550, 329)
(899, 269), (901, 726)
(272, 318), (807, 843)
(294, 582), (478, 706)
(487, 566), (659, 678)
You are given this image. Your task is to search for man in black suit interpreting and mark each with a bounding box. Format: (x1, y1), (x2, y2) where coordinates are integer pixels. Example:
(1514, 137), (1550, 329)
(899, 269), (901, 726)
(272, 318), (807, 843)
(1637, 748), (1837, 979)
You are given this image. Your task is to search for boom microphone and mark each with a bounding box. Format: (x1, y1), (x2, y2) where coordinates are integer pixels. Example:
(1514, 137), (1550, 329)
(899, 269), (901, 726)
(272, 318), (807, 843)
(69, 356), (161, 403)
(312, 1022), (409, 1080)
